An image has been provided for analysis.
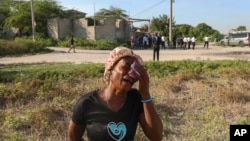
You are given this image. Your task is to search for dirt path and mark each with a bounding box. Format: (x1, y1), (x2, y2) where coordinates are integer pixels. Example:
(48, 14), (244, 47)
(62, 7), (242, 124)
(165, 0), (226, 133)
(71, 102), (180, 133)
(1, 46), (250, 65)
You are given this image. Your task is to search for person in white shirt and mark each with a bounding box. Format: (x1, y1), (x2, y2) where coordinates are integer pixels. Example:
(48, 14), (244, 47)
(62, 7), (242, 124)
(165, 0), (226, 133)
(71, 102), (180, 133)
(161, 35), (166, 49)
(187, 37), (191, 49)
(183, 37), (187, 50)
(204, 36), (210, 48)
(191, 37), (196, 50)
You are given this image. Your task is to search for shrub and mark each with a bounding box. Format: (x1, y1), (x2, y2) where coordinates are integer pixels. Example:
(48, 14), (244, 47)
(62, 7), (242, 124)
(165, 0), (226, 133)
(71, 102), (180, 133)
(0, 38), (53, 56)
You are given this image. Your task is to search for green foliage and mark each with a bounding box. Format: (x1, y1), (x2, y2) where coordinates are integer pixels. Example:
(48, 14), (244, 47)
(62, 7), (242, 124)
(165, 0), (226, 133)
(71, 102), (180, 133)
(0, 37), (129, 56)
(150, 14), (171, 36)
(57, 36), (95, 48)
(236, 26), (247, 31)
(0, 38), (54, 56)
(3, 0), (65, 36)
(173, 24), (193, 37)
(236, 118), (250, 125)
(95, 39), (118, 50)
(95, 6), (128, 20)
(173, 23), (223, 42)
(0, 63), (104, 83)
(77, 38), (96, 48)
(0, 0), (11, 29)
(57, 36), (124, 50)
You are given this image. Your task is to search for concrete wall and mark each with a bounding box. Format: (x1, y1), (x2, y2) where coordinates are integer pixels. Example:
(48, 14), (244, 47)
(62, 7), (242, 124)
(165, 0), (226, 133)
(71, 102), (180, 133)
(58, 19), (72, 39)
(47, 18), (59, 39)
(95, 18), (116, 40)
(47, 17), (131, 41)
(73, 18), (87, 38)
(115, 19), (130, 41)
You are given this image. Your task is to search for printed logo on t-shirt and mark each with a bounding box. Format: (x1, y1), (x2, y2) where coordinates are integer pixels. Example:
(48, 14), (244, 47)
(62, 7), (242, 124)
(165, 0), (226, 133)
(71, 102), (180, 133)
(107, 122), (127, 141)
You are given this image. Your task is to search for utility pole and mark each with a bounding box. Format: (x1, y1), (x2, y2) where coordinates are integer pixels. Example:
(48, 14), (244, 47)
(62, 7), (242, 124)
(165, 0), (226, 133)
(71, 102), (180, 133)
(93, 3), (96, 40)
(31, 0), (35, 42)
(169, 0), (173, 48)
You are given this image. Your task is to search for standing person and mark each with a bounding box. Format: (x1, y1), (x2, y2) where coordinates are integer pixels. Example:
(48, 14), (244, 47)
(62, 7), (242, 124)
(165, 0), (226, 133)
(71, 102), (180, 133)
(68, 35), (76, 53)
(152, 33), (161, 61)
(130, 36), (135, 49)
(143, 34), (149, 49)
(191, 36), (196, 50)
(177, 37), (183, 49)
(183, 37), (187, 50)
(139, 35), (143, 49)
(204, 36), (210, 48)
(135, 36), (140, 50)
(161, 35), (166, 49)
(248, 36), (250, 46)
(187, 37), (191, 49)
(173, 36), (177, 48)
(68, 47), (163, 141)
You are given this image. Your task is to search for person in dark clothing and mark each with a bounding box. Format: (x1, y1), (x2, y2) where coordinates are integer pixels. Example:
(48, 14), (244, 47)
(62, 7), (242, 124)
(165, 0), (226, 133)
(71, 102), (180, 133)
(173, 36), (177, 48)
(68, 47), (163, 141)
(68, 35), (76, 53)
(152, 33), (162, 61)
(177, 37), (183, 49)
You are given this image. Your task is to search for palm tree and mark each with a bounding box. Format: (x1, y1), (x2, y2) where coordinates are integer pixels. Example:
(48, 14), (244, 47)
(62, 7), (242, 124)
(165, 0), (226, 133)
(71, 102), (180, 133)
(94, 6), (128, 20)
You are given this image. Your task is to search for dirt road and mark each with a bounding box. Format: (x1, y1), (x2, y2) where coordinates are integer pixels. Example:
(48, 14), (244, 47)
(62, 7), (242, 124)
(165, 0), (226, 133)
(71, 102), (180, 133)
(1, 46), (250, 65)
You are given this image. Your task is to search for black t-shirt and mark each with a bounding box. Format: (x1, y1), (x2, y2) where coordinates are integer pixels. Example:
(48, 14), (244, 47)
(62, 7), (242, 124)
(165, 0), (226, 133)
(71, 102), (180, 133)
(157, 36), (162, 45)
(71, 88), (143, 141)
(70, 38), (74, 45)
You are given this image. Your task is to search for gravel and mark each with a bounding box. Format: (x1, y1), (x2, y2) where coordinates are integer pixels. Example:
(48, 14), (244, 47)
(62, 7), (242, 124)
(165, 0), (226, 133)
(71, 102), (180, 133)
(1, 45), (250, 65)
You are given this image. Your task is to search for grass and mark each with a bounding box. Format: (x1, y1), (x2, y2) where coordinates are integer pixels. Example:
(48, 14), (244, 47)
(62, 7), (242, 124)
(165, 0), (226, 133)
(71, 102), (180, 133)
(0, 60), (250, 141)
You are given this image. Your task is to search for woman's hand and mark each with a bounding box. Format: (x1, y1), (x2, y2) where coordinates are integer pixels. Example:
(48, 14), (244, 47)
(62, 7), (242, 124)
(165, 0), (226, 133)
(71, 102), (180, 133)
(136, 64), (150, 99)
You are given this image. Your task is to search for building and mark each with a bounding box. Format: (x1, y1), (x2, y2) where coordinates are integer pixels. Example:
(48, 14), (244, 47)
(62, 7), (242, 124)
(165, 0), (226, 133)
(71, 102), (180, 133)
(47, 17), (131, 41)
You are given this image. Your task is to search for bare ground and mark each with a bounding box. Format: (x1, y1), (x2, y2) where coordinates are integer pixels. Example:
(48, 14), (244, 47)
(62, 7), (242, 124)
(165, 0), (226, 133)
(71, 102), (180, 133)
(1, 45), (250, 64)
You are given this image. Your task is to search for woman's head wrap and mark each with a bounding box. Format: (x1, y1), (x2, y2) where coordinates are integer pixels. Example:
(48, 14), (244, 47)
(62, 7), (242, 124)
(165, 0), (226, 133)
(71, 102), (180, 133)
(104, 47), (143, 84)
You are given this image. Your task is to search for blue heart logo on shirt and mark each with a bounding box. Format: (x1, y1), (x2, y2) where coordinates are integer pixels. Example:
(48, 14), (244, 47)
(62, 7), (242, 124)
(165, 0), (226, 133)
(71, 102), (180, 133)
(107, 122), (127, 141)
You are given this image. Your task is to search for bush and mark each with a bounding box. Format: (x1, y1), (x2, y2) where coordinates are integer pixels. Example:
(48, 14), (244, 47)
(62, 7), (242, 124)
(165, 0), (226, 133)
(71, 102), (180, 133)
(0, 37), (54, 56)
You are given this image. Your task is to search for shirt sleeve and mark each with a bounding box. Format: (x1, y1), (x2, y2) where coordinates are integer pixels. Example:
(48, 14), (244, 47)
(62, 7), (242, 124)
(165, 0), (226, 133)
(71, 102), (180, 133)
(71, 96), (87, 126)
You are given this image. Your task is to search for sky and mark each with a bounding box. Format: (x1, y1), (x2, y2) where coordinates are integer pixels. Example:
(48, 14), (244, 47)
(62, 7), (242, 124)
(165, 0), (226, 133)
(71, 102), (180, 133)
(57, 0), (250, 34)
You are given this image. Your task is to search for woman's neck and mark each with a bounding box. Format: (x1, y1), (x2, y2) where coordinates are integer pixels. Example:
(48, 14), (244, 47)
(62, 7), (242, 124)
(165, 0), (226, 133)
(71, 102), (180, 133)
(99, 88), (127, 112)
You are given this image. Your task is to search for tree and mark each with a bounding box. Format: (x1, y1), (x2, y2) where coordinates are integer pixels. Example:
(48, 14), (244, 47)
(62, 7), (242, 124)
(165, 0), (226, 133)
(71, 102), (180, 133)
(32, 0), (65, 36)
(236, 26), (247, 31)
(173, 24), (193, 38)
(172, 23), (223, 42)
(150, 14), (173, 36)
(94, 6), (128, 20)
(211, 30), (224, 42)
(3, 0), (65, 37)
(140, 23), (149, 31)
(0, 0), (11, 30)
(64, 9), (86, 20)
(194, 23), (214, 41)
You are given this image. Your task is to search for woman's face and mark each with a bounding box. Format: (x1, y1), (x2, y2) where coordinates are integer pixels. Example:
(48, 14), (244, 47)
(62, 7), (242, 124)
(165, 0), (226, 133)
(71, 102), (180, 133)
(110, 56), (139, 91)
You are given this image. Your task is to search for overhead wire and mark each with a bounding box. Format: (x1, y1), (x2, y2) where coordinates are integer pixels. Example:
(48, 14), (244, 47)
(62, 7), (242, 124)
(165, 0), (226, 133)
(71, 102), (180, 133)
(132, 0), (167, 17)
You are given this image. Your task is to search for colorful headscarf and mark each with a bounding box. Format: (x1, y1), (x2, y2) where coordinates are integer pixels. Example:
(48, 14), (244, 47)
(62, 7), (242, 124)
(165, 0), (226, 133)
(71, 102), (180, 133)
(104, 47), (143, 84)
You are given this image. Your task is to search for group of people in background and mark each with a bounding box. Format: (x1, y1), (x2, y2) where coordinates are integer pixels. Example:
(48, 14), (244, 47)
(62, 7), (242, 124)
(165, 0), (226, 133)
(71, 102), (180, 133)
(130, 33), (168, 50)
(130, 33), (211, 61)
(130, 34), (150, 50)
(131, 34), (211, 51)
(176, 36), (196, 50)
(130, 33), (165, 61)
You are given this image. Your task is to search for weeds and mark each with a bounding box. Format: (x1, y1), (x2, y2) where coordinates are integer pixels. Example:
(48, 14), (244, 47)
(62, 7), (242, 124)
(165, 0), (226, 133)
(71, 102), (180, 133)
(0, 60), (250, 141)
